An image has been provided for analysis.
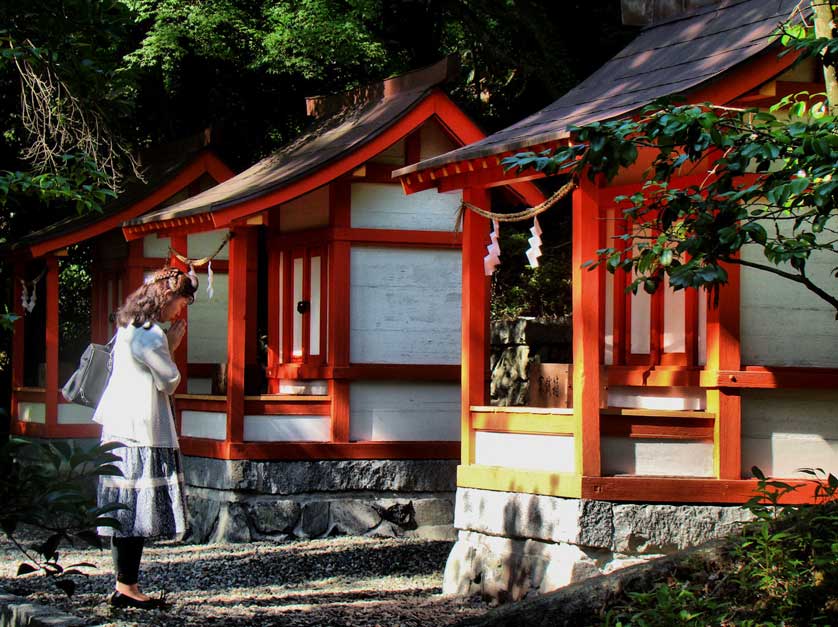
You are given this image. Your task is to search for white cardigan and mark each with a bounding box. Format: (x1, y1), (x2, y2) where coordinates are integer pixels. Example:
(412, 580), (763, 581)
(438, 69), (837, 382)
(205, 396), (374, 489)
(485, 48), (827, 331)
(93, 322), (180, 448)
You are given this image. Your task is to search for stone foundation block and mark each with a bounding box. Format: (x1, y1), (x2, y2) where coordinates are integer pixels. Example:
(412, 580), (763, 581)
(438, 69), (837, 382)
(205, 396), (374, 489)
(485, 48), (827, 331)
(454, 488), (613, 548)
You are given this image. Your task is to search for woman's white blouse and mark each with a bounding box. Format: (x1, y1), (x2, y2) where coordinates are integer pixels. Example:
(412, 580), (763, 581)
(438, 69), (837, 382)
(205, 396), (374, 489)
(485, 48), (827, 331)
(93, 323), (180, 448)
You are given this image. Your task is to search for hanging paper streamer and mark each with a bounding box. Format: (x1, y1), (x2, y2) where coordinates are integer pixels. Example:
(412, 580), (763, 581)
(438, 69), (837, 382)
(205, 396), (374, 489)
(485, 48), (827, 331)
(20, 280), (36, 313)
(206, 260), (215, 300)
(525, 216), (543, 268)
(187, 264), (199, 300)
(484, 220), (501, 276)
(19, 267), (46, 313)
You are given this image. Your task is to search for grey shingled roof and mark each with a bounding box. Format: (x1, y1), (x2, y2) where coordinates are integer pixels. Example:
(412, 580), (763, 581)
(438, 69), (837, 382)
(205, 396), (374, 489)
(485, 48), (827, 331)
(395, 0), (799, 178)
(128, 58), (458, 226)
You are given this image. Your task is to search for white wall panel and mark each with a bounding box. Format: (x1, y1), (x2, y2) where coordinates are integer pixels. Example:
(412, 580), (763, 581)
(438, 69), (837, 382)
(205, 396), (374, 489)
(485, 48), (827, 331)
(474, 432), (575, 472)
(279, 186), (330, 232)
(187, 378), (213, 394)
(349, 382), (460, 441)
(663, 276), (685, 353)
(602, 437), (714, 476)
(181, 411), (226, 440)
(741, 389), (838, 477)
(143, 235), (170, 258)
(607, 386), (705, 410)
(188, 229), (230, 260)
(244, 415), (330, 442)
(350, 247), (461, 364)
(350, 183), (462, 231)
(741, 220), (838, 367)
(57, 404), (94, 424)
(19, 402), (45, 423)
(188, 273), (228, 363)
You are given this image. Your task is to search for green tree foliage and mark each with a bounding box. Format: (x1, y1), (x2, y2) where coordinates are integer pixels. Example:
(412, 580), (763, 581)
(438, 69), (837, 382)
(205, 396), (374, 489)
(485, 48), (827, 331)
(504, 4), (838, 315)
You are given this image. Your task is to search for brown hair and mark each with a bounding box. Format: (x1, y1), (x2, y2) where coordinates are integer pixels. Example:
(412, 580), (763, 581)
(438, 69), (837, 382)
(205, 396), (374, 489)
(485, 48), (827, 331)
(115, 267), (198, 327)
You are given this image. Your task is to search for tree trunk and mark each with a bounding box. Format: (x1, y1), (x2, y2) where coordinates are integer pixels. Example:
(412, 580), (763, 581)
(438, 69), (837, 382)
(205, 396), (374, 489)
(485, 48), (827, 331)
(812, 1), (838, 115)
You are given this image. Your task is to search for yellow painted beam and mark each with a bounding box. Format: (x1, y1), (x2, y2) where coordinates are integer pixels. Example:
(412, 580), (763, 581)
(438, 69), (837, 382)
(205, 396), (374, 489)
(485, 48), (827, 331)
(457, 464), (582, 498)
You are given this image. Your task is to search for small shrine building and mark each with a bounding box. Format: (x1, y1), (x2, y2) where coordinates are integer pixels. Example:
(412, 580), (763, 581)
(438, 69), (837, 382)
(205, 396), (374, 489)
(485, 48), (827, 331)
(395, 0), (838, 599)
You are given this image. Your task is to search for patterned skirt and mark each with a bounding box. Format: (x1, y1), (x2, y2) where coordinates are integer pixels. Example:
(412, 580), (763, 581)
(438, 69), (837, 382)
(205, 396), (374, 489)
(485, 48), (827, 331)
(97, 446), (188, 539)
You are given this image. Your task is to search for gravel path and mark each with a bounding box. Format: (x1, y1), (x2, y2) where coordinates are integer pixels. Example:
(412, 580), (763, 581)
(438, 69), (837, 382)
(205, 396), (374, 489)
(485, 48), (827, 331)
(0, 534), (489, 626)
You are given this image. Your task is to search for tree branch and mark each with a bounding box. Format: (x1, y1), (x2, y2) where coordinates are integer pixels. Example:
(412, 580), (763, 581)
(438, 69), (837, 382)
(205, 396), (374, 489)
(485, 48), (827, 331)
(726, 256), (838, 315)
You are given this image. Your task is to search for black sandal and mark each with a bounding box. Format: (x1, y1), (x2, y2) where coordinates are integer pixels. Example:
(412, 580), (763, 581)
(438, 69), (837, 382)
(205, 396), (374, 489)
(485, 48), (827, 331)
(108, 591), (162, 610)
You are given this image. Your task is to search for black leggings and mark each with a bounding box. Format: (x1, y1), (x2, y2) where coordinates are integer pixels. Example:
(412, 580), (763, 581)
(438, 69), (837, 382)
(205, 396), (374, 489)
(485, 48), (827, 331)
(111, 537), (145, 585)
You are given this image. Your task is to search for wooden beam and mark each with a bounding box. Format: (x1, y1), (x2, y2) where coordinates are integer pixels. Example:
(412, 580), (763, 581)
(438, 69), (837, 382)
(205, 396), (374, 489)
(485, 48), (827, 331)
(11, 261), (26, 422)
(179, 438), (460, 461)
(572, 176), (602, 477)
(583, 475), (822, 505)
(45, 255), (60, 431)
(225, 227), (257, 443)
(170, 235), (189, 396)
(457, 465), (582, 499)
(471, 411), (576, 435)
(705, 262), (741, 480)
(460, 188), (491, 466)
(328, 180), (352, 443)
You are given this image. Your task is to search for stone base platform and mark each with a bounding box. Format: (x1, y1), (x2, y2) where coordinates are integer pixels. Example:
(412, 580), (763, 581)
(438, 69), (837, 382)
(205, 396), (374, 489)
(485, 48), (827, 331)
(443, 487), (753, 602)
(183, 457), (458, 543)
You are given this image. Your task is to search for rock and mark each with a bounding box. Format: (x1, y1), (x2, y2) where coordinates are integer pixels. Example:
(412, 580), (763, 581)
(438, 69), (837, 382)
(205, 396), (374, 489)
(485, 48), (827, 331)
(413, 497), (455, 527)
(186, 494), (221, 543)
(249, 499), (301, 535)
(454, 488), (614, 549)
(0, 590), (84, 626)
(184, 458), (457, 494)
(210, 502), (252, 543)
(373, 501), (416, 528)
(329, 500), (382, 535)
(612, 504), (752, 554)
(296, 501), (330, 538)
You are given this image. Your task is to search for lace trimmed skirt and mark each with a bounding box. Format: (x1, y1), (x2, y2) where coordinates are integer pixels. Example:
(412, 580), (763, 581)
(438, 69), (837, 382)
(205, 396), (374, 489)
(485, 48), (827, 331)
(97, 446), (188, 539)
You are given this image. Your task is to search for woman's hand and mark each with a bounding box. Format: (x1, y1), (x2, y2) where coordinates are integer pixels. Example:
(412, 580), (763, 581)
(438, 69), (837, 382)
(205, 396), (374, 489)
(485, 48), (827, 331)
(166, 319), (187, 353)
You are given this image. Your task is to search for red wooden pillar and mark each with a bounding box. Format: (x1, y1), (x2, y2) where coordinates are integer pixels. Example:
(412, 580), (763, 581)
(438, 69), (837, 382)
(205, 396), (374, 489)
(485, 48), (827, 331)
(11, 261), (26, 421)
(45, 255), (60, 432)
(226, 227), (258, 443)
(460, 188), (490, 466)
(328, 180), (351, 443)
(126, 240), (145, 298)
(572, 176), (602, 477)
(170, 235), (189, 394)
(266, 233), (281, 394)
(706, 262), (741, 479)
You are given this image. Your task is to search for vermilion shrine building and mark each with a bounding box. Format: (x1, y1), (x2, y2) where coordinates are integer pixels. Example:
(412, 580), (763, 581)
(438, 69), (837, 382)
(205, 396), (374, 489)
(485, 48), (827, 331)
(8, 60), (542, 541)
(396, 0), (838, 599)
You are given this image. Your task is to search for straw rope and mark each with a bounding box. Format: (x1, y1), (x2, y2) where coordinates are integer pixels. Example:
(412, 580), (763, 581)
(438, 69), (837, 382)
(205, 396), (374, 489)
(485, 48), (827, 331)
(168, 231), (233, 267)
(457, 179), (576, 227)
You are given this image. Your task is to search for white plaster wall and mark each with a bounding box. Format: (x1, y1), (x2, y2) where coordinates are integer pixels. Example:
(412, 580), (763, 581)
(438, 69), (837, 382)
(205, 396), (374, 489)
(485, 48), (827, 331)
(188, 229), (230, 260)
(349, 382), (460, 441)
(57, 404), (95, 424)
(243, 415), (330, 442)
(279, 186), (330, 232)
(740, 223), (838, 366)
(663, 275), (685, 353)
(607, 386), (705, 410)
(181, 411), (226, 440)
(741, 389), (838, 478)
(602, 437), (714, 476)
(187, 378), (213, 394)
(420, 119), (458, 161)
(350, 183), (462, 231)
(188, 273), (228, 364)
(18, 402), (45, 423)
(474, 432), (575, 473)
(350, 247), (461, 364)
(143, 234), (170, 258)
